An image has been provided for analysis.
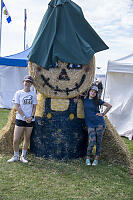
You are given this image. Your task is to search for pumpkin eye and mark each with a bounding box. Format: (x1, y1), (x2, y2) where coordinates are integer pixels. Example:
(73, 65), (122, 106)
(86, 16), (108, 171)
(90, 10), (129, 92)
(49, 62), (58, 69)
(67, 64), (82, 70)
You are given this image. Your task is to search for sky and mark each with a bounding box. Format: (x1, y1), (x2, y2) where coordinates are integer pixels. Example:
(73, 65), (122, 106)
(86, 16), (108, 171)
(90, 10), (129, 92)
(1, 0), (133, 72)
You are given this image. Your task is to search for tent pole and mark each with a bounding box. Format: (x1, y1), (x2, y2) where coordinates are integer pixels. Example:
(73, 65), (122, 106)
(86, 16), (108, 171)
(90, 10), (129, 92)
(103, 62), (108, 102)
(100, 63), (108, 113)
(0, 0), (3, 56)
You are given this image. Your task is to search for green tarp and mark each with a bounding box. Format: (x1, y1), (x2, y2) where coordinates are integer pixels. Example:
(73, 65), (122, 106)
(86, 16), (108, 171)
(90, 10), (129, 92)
(28, 0), (109, 69)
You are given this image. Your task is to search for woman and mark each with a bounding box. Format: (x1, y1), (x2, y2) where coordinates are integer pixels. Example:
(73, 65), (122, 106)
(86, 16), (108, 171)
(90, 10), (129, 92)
(8, 75), (37, 164)
(75, 85), (112, 166)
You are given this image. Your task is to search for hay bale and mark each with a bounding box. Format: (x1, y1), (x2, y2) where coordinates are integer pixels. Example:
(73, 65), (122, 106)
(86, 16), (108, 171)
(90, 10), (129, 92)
(101, 116), (132, 168)
(35, 93), (46, 117)
(0, 107), (16, 154)
(28, 57), (95, 99)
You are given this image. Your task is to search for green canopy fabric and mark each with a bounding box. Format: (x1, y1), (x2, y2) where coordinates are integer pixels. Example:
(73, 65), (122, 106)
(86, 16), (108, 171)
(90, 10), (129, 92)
(28, 0), (109, 69)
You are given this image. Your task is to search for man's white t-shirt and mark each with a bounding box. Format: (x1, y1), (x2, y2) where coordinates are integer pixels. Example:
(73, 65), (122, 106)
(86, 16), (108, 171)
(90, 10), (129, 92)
(14, 89), (37, 121)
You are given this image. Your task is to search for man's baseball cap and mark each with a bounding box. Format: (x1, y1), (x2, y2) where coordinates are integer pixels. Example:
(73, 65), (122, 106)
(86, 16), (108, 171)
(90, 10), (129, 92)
(23, 75), (33, 83)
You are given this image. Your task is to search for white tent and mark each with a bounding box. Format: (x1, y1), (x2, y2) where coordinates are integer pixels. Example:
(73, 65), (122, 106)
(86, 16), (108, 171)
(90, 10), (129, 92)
(105, 53), (133, 140)
(0, 48), (31, 109)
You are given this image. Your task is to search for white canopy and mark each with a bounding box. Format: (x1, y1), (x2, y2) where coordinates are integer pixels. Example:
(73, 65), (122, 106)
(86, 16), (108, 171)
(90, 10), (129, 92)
(105, 53), (133, 140)
(0, 49), (30, 109)
(108, 53), (133, 73)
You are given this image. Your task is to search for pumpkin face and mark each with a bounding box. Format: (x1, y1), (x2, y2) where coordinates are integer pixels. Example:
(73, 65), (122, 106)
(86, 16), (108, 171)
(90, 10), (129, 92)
(28, 57), (95, 98)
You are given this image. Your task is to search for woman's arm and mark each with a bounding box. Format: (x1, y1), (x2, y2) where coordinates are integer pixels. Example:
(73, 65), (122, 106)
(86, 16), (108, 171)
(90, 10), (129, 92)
(74, 93), (86, 103)
(101, 102), (112, 116)
(31, 104), (37, 118)
(96, 102), (112, 117)
(26, 104), (37, 123)
(15, 103), (25, 118)
(15, 103), (32, 122)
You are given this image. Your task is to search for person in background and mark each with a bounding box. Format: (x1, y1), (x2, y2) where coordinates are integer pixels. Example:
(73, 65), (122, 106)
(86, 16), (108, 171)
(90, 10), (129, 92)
(7, 75), (37, 164)
(74, 85), (112, 166)
(95, 79), (103, 99)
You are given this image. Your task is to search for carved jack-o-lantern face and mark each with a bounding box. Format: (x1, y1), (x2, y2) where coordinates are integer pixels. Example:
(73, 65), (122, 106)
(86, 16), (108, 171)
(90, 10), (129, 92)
(28, 57), (95, 98)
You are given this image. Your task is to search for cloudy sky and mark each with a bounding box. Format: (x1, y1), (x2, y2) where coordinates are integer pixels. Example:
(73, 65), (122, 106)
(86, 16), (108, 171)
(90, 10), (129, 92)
(1, 0), (133, 72)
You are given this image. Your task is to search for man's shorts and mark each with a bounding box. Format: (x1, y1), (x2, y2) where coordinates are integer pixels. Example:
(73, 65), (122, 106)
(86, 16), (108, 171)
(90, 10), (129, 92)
(15, 119), (35, 127)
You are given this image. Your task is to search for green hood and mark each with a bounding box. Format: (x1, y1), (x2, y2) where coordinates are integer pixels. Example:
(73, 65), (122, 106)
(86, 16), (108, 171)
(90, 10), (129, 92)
(28, 0), (109, 69)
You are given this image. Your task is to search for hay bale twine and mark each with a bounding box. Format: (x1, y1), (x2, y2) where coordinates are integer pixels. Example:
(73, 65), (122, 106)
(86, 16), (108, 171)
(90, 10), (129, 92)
(101, 116), (132, 168)
(0, 107), (16, 154)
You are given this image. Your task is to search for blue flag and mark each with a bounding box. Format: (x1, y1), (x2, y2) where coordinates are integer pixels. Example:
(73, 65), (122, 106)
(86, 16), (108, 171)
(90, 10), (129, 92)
(2, 1), (12, 23)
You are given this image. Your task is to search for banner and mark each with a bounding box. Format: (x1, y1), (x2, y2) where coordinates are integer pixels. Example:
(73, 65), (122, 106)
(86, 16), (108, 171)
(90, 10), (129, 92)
(2, 1), (11, 23)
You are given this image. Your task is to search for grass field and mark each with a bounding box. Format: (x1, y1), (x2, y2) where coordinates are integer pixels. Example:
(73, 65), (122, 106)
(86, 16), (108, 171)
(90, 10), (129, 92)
(0, 109), (133, 200)
(0, 108), (10, 130)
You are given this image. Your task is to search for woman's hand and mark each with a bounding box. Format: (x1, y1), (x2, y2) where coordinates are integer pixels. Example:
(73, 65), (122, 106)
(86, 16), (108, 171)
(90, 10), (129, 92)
(74, 98), (78, 103)
(25, 117), (32, 123)
(96, 113), (103, 117)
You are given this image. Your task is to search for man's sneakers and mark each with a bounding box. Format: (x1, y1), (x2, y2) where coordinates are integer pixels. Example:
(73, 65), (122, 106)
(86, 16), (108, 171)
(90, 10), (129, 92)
(20, 156), (28, 164)
(7, 156), (19, 163)
(86, 159), (91, 166)
(7, 155), (28, 164)
(92, 159), (98, 166)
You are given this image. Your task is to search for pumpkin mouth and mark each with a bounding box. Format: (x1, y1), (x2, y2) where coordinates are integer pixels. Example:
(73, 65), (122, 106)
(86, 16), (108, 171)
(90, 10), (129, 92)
(40, 74), (86, 96)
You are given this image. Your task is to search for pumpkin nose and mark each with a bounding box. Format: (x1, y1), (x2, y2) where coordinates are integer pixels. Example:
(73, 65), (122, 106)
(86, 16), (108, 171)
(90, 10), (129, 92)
(58, 69), (70, 81)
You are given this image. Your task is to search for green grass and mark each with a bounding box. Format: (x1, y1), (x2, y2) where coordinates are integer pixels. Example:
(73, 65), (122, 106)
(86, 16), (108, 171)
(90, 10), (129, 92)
(0, 155), (133, 200)
(0, 109), (133, 200)
(0, 108), (10, 130)
(122, 137), (133, 157)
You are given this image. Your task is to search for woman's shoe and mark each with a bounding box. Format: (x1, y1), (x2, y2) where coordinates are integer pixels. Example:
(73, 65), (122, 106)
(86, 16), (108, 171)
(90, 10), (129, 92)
(20, 156), (28, 164)
(92, 159), (98, 166)
(86, 159), (91, 166)
(7, 156), (19, 163)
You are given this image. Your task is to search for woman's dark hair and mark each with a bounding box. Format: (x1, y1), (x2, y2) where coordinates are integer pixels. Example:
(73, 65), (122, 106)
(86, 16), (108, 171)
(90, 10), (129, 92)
(88, 87), (100, 107)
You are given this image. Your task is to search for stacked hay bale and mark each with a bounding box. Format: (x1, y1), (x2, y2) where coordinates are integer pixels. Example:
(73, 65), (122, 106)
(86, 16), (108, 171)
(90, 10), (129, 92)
(101, 116), (132, 168)
(29, 59), (96, 160)
(0, 108), (16, 154)
(28, 59), (95, 99)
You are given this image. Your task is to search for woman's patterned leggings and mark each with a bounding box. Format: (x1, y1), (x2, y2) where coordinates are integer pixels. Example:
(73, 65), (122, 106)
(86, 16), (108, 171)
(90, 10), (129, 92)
(87, 125), (105, 157)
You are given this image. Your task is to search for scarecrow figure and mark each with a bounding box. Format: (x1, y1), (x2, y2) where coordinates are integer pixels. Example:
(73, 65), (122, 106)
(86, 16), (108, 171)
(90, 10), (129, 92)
(0, 0), (132, 168)
(27, 0), (109, 159)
